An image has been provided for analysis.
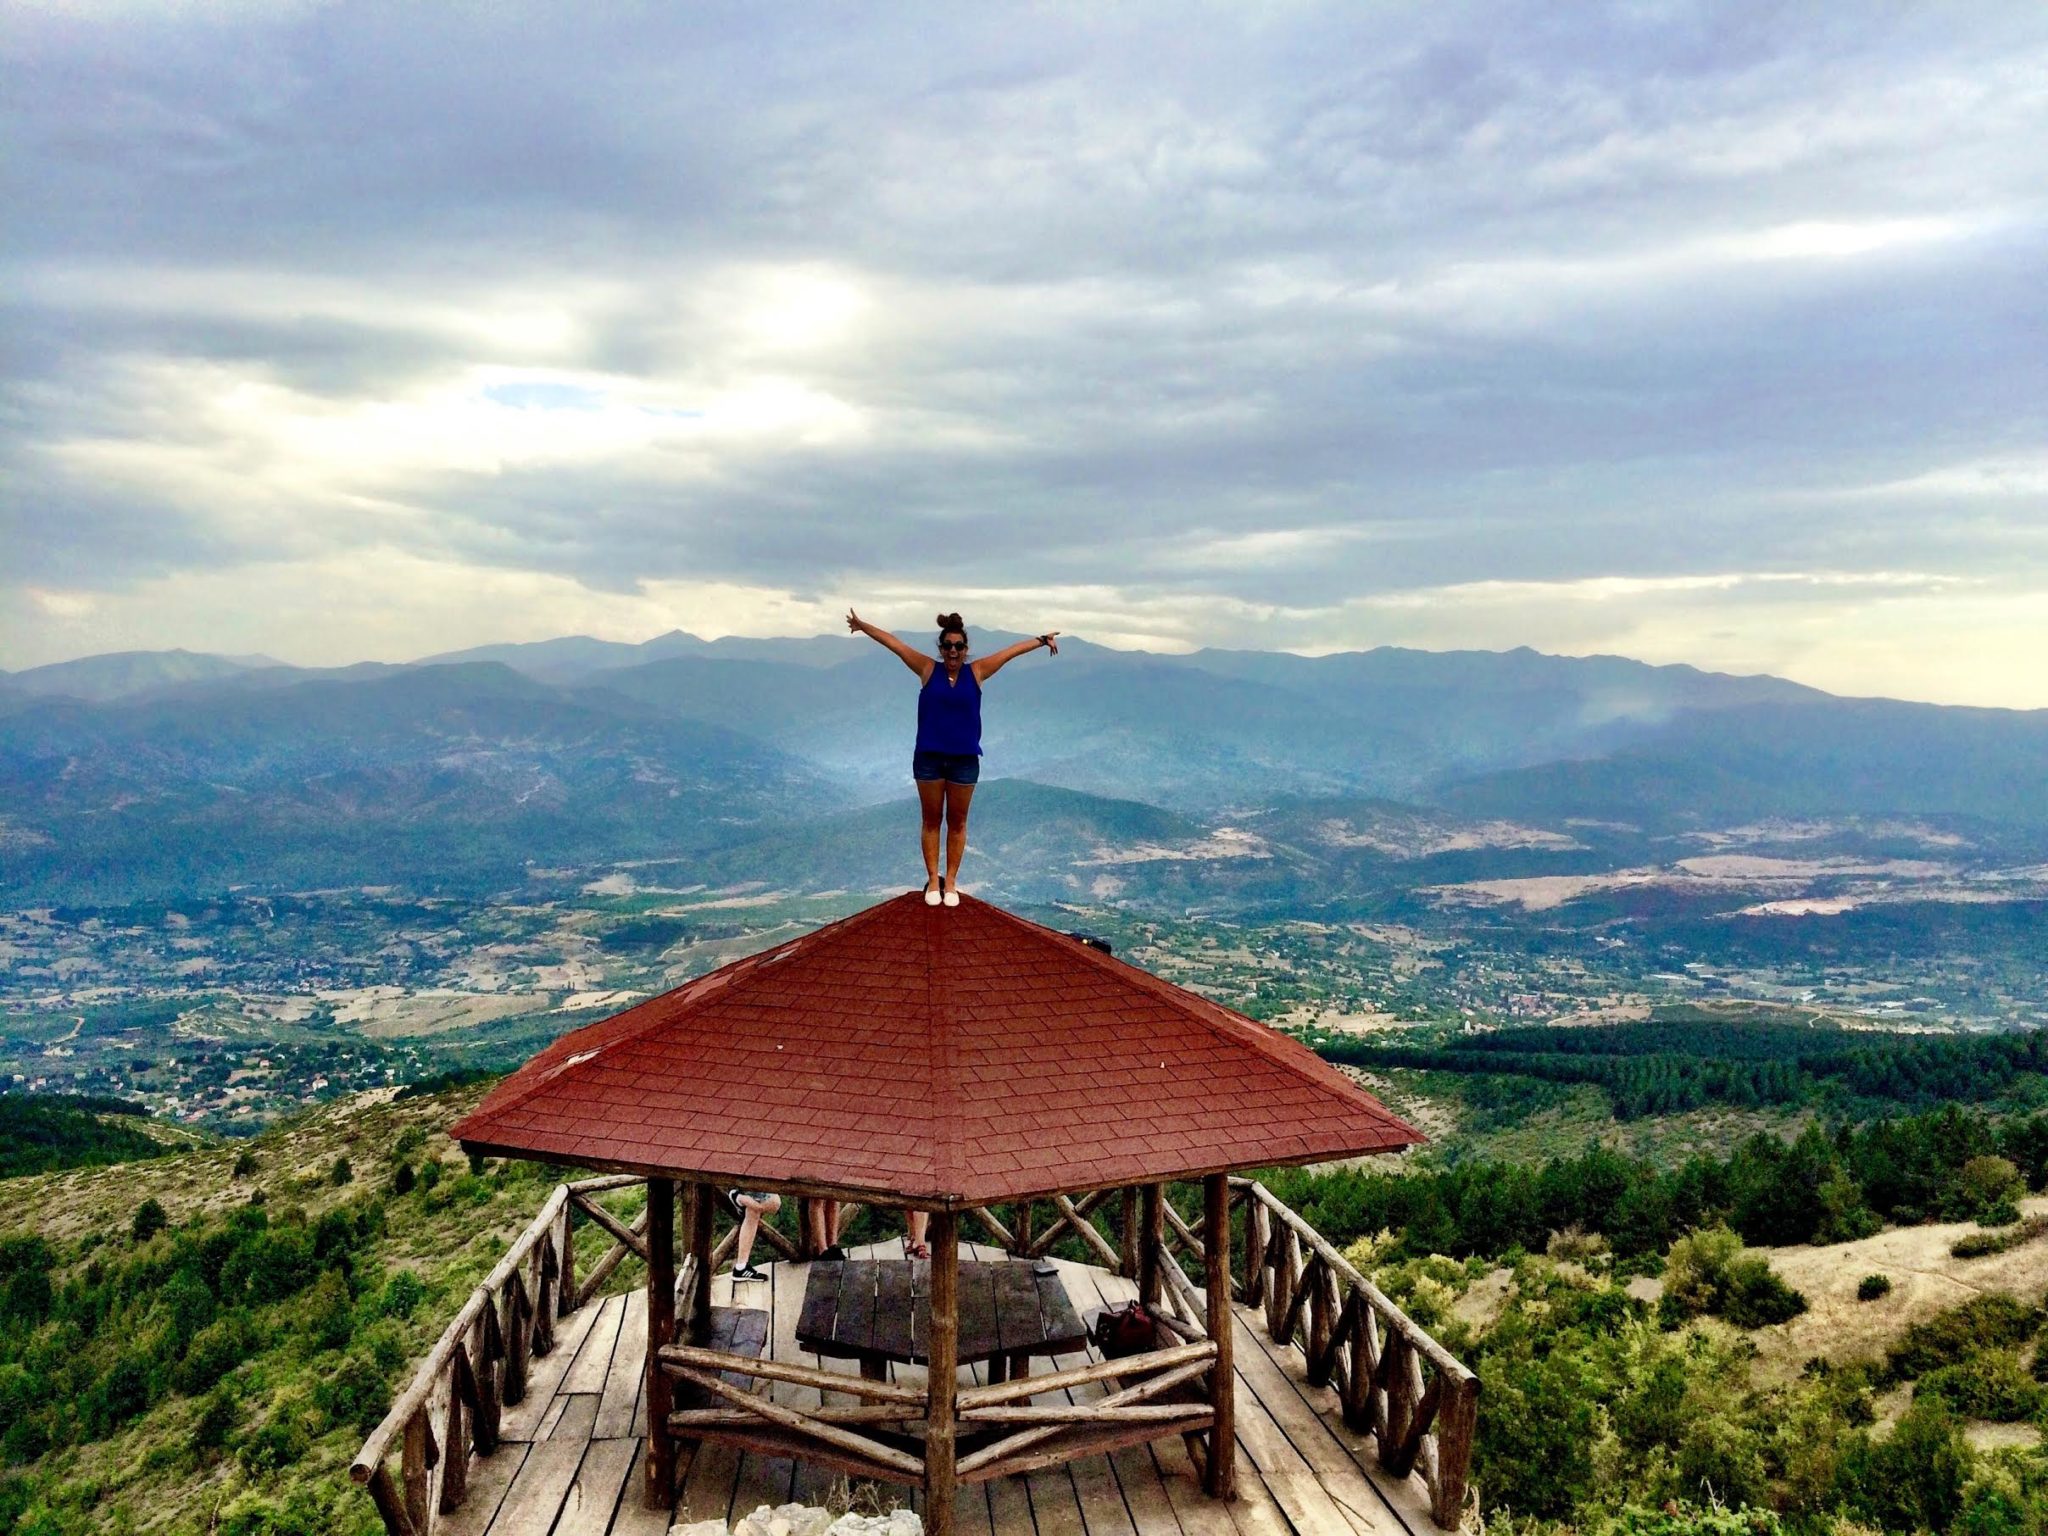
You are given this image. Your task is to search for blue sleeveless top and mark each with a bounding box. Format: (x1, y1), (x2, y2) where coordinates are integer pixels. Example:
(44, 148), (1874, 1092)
(916, 665), (982, 755)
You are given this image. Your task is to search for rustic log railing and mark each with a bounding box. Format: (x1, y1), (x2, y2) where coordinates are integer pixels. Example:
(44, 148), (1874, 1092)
(351, 1174), (673, 1536)
(1234, 1178), (1479, 1528)
(995, 1179), (1478, 1528)
(355, 1175), (1476, 1535)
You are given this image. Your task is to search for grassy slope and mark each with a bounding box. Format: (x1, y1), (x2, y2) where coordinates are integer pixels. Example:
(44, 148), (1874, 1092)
(0, 1083), (655, 1536)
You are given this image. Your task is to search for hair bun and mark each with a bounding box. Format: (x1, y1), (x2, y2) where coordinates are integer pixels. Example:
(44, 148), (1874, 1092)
(936, 612), (965, 632)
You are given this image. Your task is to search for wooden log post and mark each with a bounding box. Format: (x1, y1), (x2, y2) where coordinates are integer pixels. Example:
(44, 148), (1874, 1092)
(1202, 1174), (1235, 1499)
(689, 1180), (714, 1346)
(1139, 1184), (1163, 1308)
(925, 1210), (961, 1536)
(474, 1302), (504, 1452)
(1307, 1266), (1335, 1388)
(1120, 1185), (1141, 1280)
(558, 1193), (576, 1320)
(1431, 1373), (1481, 1528)
(1243, 1194), (1268, 1309)
(1013, 1199), (1033, 1259)
(440, 1348), (470, 1513)
(642, 1176), (677, 1510)
(503, 1273), (531, 1405)
(401, 1408), (432, 1536)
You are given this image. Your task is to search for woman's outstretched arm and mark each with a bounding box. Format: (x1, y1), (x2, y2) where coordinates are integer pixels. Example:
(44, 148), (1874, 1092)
(847, 609), (935, 680)
(972, 630), (1060, 683)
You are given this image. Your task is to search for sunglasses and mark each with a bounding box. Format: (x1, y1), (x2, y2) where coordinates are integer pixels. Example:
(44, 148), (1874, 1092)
(939, 640), (968, 652)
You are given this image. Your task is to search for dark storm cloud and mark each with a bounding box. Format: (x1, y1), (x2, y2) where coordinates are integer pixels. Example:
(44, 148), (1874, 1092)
(2, 0), (2046, 701)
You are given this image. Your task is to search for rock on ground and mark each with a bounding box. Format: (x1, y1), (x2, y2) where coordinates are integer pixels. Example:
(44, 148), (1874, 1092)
(671, 1504), (921, 1536)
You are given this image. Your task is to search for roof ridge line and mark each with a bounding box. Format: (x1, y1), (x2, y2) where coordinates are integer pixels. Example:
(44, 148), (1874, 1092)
(455, 894), (916, 1135)
(926, 901), (963, 1195)
(960, 895), (1421, 1136)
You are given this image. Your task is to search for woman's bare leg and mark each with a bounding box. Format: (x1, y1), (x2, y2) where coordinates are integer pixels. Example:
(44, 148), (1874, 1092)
(907, 1209), (930, 1259)
(917, 780), (945, 890)
(942, 782), (975, 892)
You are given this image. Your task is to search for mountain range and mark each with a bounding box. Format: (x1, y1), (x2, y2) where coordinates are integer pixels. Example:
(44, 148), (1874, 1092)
(2, 634), (2043, 905)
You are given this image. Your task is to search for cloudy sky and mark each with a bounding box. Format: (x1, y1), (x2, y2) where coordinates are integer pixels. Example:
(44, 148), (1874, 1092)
(4, 2), (2045, 705)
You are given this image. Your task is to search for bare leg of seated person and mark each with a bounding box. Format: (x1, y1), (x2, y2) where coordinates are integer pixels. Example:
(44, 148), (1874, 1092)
(906, 1208), (930, 1261)
(730, 1191), (780, 1281)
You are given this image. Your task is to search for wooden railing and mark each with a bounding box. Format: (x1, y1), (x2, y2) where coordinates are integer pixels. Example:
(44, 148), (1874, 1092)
(1232, 1179), (1479, 1528)
(350, 1174), (675, 1536)
(354, 1175), (1476, 1534)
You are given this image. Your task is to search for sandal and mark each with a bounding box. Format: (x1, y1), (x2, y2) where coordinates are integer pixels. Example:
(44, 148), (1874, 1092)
(907, 1242), (931, 1261)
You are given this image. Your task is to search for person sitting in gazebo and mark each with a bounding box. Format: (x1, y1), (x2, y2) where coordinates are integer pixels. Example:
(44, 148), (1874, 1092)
(723, 1188), (780, 1281)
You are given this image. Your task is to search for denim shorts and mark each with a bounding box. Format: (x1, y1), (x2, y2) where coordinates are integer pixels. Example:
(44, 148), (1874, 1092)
(912, 749), (980, 784)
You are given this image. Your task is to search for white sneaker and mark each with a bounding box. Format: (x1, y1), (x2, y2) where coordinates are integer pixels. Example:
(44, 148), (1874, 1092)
(943, 886), (961, 907)
(924, 882), (942, 906)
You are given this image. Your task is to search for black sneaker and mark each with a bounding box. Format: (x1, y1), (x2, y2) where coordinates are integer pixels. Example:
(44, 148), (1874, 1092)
(731, 1264), (766, 1282)
(818, 1245), (847, 1262)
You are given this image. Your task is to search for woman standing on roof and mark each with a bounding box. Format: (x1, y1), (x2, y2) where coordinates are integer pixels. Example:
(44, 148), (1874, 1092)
(846, 609), (1059, 908)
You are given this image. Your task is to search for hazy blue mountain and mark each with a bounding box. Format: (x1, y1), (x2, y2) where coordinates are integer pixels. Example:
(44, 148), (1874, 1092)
(1, 648), (282, 703)
(1442, 697), (2048, 830)
(0, 662), (839, 901)
(5, 636), (2047, 904)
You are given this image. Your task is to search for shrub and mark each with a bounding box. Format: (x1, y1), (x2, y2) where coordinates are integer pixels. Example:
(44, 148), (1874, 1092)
(1837, 1397), (1973, 1533)
(1658, 1225), (1805, 1327)
(1719, 1255), (1808, 1328)
(377, 1270), (427, 1320)
(390, 1163), (415, 1196)
(1887, 1293), (2043, 1381)
(328, 1156), (353, 1187)
(236, 1407), (310, 1476)
(131, 1199), (167, 1243)
(231, 1149), (259, 1179)
(1858, 1274), (1893, 1301)
(314, 1351), (390, 1434)
(1952, 1156), (2027, 1223)
(188, 1390), (237, 1458)
(1954, 1215), (2048, 1259)
(298, 1270), (353, 1354)
(1917, 1348), (2044, 1421)
(173, 1312), (257, 1395)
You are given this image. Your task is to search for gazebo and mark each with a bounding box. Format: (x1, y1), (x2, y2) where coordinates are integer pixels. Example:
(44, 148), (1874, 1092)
(445, 892), (1423, 1533)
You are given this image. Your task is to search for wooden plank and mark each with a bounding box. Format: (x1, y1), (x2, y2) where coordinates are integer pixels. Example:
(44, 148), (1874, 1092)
(476, 1438), (588, 1536)
(837, 1263), (880, 1362)
(498, 1295), (611, 1443)
(547, 1395), (599, 1444)
(500, 1296), (603, 1441)
(1037, 1281), (1141, 1536)
(958, 1265), (998, 1364)
(435, 1442), (529, 1536)
(796, 1261), (841, 1344)
(1066, 1266), (1188, 1536)
(994, 1263), (1041, 1356)
(1219, 1346), (1381, 1536)
(550, 1437), (636, 1536)
(871, 1261), (919, 1363)
(1234, 1309), (1427, 1536)
(593, 1289), (648, 1440)
(562, 1294), (629, 1397)
(534, 1396), (570, 1441)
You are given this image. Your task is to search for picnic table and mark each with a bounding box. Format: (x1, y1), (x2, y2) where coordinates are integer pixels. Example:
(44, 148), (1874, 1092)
(796, 1259), (1087, 1385)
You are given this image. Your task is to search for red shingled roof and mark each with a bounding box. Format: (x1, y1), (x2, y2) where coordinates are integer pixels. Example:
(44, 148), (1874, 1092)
(450, 893), (1422, 1206)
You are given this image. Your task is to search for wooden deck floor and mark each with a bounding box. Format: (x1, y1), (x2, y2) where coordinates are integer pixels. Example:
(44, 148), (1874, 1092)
(443, 1241), (1437, 1536)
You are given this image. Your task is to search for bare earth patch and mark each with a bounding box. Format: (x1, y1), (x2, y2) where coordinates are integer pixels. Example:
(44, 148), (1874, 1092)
(1742, 1195), (2048, 1387)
